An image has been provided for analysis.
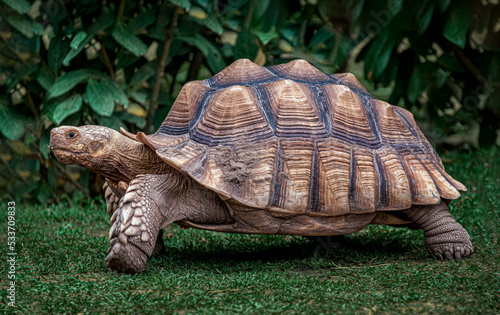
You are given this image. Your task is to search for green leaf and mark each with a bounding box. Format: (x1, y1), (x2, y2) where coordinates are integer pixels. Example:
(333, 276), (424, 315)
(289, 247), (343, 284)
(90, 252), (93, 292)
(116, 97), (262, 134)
(130, 6), (157, 31)
(388, 0), (404, 15)
(169, 0), (191, 11)
(112, 21), (148, 57)
(364, 28), (398, 81)
(0, 105), (25, 140)
(48, 33), (70, 73)
(62, 36), (92, 66)
(308, 25), (334, 48)
(130, 61), (158, 86)
(5, 12), (44, 38)
(194, 0), (211, 10)
(62, 10), (114, 66)
(86, 79), (114, 117)
(97, 114), (126, 131)
(407, 63), (435, 103)
(417, 0), (436, 34)
(443, 2), (471, 49)
(176, 35), (226, 73)
(70, 31), (88, 49)
(376, 57), (399, 87)
(39, 130), (51, 160)
(435, 68), (448, 88)
(194, 16), (224, 35)
(349, 0), (365, 21)
(438, 0), (451, 13)
(254, 29), (280, 46)
(116, 53), (139, 70)
(6, 65), (39, 93)
(1, 0), (31, 14)
(86, 10), (114, 34)
(47, 69), (103, 99)
(99, 79), (129, 107)
(116, 111), (146, 129)
(437, 53), (466, 72)
(253, 0), (271, 20)
(234, 28), (258, 60)
(52, 93), (83, 125)
(36, 65), (55, 91)
(222, 0), (248, 14)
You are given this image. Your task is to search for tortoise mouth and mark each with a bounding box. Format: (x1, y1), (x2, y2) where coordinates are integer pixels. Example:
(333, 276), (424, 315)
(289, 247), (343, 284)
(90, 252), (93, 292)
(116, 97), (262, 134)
(50, 146), (87, 165)
(50, 146), (81, 155)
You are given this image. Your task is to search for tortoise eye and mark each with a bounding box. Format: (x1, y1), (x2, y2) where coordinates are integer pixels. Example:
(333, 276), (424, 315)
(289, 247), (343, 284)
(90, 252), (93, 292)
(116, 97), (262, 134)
(68, 132), (76, 139)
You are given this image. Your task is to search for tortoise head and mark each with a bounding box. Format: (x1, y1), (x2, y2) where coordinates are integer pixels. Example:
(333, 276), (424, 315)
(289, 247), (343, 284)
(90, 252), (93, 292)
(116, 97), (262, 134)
(50, 125), (118, 170)
(50, 125), (171, 183)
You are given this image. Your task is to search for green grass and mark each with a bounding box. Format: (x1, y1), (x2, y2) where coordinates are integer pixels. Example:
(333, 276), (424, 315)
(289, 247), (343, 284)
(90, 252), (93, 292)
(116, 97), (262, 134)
(1, 148), (499, 314)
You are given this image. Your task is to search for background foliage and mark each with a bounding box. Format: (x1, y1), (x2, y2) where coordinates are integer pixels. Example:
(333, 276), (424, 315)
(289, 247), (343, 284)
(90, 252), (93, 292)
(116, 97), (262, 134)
(0, 0), (499, 201)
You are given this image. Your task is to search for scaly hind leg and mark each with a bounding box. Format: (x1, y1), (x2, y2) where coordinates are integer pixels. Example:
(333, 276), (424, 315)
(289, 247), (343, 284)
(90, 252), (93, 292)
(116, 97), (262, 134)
(104, 180), (167, 257)
(404, 202), (473, 260)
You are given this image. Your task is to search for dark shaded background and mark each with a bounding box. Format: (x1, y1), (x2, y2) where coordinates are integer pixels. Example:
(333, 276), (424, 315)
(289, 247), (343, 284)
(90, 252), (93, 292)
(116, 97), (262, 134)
(0, 0), (499, 202)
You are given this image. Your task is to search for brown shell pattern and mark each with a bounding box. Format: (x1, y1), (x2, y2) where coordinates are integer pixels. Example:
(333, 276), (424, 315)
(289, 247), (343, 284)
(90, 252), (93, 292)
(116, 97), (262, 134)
(138, 59), (466, 216)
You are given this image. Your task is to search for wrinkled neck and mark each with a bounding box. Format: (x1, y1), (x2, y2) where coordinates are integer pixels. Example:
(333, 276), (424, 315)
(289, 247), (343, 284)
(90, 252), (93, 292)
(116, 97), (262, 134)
(93, 136), (171, 183)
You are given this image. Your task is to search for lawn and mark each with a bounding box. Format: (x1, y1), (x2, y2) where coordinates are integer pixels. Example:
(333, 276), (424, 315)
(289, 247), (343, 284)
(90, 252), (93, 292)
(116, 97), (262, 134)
(1, 148), (499, 314)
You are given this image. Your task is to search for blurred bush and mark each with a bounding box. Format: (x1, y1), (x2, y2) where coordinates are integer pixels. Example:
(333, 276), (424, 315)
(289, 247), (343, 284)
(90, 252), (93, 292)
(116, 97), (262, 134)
(0, 0), (499, 201)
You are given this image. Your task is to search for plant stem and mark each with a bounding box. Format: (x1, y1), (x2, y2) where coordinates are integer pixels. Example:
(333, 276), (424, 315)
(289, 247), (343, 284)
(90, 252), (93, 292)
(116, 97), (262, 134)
(99, 42), (115, 80)
(244, 0), (255, 28)
(25, 89), (39, 122)
(186, 49), (204, 82)
(117, 0), (126, 20)
(146, 6), (180, 134)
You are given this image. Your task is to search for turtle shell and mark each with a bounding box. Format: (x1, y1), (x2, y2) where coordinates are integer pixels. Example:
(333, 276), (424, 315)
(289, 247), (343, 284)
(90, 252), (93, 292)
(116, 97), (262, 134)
(133, 59), (466, 217)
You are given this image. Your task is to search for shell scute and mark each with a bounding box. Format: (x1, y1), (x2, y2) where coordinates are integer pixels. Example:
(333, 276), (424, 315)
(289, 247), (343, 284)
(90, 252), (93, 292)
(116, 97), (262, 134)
(190, 85), (274, 145)
(322, 84), (381, 147)
(349, 146), (378, 213)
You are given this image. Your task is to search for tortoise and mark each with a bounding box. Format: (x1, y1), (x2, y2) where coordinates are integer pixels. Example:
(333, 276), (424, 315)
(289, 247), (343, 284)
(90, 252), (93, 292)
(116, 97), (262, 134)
(50, 59), (473, 274)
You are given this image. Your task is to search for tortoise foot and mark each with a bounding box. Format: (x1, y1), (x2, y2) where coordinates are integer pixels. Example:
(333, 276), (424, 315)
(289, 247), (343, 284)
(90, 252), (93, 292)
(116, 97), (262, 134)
(405, 202), (474, 260)
(426, 227), (474, 260)
(427, 243), (474, 260)
(106, 240), (148, 274)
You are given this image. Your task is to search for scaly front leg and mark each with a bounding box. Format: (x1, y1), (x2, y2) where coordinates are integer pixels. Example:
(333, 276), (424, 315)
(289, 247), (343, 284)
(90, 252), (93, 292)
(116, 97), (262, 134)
(106, 174), (178, 273)
(104, 179), (166, 259)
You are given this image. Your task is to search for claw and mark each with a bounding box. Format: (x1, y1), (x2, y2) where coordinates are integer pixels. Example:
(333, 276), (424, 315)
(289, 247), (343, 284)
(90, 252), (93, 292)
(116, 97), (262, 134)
(465, 248), (472, 257)
(109, 219), (119, 239)
(443, 250), (453, 260)
(118, 181), (129, 191)
(435, 252), (443, 260)
(105, 251), (114, 262)
(104, 187), (112, 199)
